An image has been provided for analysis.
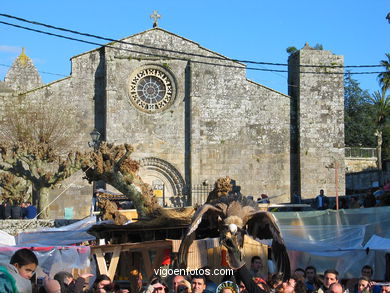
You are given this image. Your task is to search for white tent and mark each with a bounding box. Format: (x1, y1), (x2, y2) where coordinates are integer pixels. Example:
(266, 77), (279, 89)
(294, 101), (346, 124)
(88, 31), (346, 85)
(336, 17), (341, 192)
(273, 206), (390, 279)
(0, 230), (15, 246)
(15, 216), (97, 246)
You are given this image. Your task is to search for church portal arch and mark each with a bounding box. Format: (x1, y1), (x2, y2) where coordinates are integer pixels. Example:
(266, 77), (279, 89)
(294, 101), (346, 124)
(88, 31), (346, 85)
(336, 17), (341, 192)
(138, 157), (186, 207)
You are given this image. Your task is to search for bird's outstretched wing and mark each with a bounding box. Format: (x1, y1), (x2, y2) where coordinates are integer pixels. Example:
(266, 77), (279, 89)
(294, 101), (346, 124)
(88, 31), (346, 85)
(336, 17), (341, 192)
(177, 204), (223, 268)
(246, 211), (291, 280)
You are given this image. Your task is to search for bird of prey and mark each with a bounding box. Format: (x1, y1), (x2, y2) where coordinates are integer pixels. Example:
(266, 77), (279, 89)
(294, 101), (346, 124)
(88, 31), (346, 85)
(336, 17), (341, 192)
(178, 194), (290, 279)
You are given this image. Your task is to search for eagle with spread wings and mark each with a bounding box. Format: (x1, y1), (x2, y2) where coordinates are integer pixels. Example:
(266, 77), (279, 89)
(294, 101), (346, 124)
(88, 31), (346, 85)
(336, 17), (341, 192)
(178, 194), (290, 279)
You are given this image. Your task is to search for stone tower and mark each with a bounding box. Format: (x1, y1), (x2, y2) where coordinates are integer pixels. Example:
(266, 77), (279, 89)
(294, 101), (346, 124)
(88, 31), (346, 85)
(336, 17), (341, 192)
(4, 48), (43, 92)
(288, 43), (345, 199)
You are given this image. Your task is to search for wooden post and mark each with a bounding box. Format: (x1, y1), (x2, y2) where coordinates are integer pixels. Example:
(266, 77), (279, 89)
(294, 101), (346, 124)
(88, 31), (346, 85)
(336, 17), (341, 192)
(94, 248), (109, 276)
(107, 246), (121, 280)
(335, 161), (339, 210)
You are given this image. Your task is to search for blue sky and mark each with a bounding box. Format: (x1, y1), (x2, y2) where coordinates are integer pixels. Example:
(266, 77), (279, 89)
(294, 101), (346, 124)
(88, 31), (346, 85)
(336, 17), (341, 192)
(0, 1), (388, 95)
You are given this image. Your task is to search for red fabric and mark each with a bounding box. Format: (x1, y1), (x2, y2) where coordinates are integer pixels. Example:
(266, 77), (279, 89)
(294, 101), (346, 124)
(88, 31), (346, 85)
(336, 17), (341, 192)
(161, 249), (171, 265)
(253, 277), (266, 285)
(221, 249), (229, 267)
(384, 183), (390, 192)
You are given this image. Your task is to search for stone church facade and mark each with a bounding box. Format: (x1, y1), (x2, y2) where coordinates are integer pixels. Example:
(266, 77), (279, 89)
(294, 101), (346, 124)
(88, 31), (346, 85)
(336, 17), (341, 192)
(0, 28), (345, 218)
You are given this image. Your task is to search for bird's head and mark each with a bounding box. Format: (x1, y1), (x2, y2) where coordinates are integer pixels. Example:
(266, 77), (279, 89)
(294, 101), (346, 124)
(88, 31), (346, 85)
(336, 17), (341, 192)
(220, 216), (245, 248)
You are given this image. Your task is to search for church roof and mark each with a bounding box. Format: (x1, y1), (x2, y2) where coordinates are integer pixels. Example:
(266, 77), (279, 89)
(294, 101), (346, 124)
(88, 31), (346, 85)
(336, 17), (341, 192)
(71, 27), (245, 67)
(4, 48), (43, 92)
(302, 42), (315, 50)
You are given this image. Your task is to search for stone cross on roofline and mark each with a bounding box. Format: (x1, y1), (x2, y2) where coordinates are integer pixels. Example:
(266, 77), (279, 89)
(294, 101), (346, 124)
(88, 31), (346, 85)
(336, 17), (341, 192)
(150, 10), (161, 28)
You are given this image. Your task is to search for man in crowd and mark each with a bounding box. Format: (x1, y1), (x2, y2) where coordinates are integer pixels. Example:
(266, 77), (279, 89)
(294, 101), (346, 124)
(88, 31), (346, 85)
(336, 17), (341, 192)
(249, 256), (265, 279)
(305, 266), (319, 293)
(25, 202), (37, 219)
(360, 265), (373, 279)
(349, 196), (361, 209)
(191, 275), (206, 293)
(318, 269), (339, 293)
(328, 283), (343, 293)
(172, 275), (185, 293)
(315, 189), (329, 210)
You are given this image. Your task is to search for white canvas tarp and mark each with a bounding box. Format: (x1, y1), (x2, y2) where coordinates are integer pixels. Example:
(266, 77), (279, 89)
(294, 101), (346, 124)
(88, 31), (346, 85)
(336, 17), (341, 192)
(272, 206), (390, 279)
(15, 216), (97, 246)
(0, 230), (15, 246)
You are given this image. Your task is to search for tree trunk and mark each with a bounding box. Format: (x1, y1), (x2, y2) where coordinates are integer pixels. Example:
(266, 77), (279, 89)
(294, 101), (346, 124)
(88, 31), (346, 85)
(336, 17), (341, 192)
(81, 143), (160, 219)
(37, 186), (50, 219)
(109, 173), (155, 219)
(377, 130), (383, 185)
(377, 130), (383, 170)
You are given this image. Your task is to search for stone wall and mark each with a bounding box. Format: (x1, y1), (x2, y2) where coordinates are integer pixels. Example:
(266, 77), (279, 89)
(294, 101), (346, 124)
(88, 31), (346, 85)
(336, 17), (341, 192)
(288, 45), (345, 199)
(98, 29), (292, 203)
(346, 160), (390, 191)
(0, 29), (346, 218)
(0, 220), (54, 236)
(345, 158), (377, 173)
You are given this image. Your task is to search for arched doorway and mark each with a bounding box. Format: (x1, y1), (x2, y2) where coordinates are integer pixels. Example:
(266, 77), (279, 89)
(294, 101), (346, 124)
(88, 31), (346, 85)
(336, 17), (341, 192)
(138, 157), (187, 207)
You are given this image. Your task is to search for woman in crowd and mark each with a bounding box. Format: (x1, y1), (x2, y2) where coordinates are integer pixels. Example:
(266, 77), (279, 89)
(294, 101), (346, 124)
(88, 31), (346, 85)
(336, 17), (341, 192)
(356, 277), (371, 293)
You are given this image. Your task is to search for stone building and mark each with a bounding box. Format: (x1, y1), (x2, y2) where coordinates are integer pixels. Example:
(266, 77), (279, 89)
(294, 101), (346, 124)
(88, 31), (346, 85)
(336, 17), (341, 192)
(0, 28), (345, 218)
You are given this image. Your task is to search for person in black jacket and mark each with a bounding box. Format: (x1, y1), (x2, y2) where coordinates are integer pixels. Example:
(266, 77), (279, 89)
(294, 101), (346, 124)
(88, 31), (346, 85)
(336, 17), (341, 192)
(11, 202), (23, 219)
(53, 271), (93, 293)
(0, 202), (5, 219)
(3, 200), (12, 219)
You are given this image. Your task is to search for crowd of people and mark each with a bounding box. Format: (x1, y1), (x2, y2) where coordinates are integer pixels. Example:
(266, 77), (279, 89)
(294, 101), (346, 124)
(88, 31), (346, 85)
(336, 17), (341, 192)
(0, 248), (389, 293)
(0, 201), (37, 219)
(141, 261), (389, 293)
(291, 188), (390, 211)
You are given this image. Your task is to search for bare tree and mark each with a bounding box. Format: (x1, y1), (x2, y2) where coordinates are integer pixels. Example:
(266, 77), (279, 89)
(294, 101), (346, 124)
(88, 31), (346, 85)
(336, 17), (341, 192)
(0, 98), (78, 154)
(0, 98), (82, 218)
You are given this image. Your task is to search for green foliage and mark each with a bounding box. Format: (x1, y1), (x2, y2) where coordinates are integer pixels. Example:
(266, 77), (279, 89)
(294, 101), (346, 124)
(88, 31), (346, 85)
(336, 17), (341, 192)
(286, 46), (297, 55)
(367, 90), (390, 128)
(314, 43), (324, 50)
(378, 53), (390, 94)
(162, 63), (171, 70)
(344, 74), (376, 147)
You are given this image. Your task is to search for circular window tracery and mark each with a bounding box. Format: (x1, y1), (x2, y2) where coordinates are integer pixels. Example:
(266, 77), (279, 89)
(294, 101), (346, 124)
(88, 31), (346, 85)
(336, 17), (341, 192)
(128, 66), (176, 113)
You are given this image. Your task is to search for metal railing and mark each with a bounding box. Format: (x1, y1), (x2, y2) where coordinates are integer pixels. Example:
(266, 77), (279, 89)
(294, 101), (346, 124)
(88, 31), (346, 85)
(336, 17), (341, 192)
(191, 184), (213, 205)
(345, 147), (377, 158)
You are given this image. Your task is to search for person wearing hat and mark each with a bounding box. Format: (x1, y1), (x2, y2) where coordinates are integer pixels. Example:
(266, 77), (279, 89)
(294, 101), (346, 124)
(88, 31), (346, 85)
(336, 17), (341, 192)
(216, 281), (239, 293)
